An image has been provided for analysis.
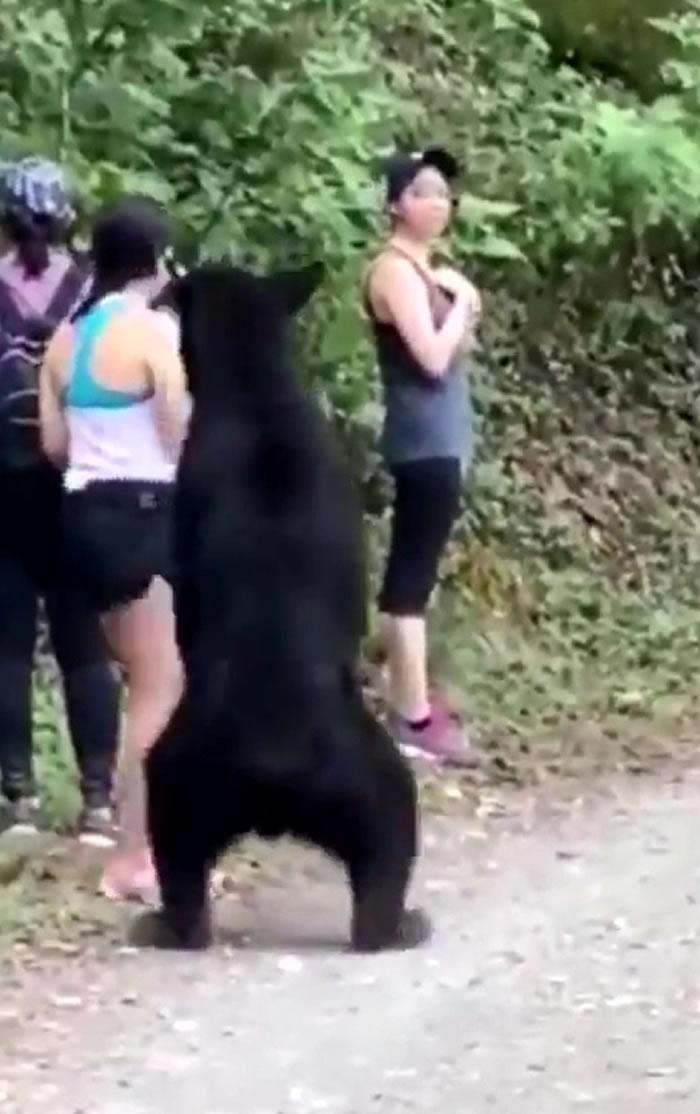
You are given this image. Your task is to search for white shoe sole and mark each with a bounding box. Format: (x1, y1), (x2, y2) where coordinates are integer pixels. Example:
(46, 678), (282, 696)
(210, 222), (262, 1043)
(79, 831), (116, 849)
(5, 821), (40, 835)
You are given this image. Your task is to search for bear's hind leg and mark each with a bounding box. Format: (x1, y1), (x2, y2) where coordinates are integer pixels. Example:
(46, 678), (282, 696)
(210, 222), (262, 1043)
(132, 706), (232, 950)
(132, 859), (212, 950)
(305, 695), (433, 953)
(351, 709), (432, 951)
(348, 833), (432, 953)
(150, 845), (213, 951)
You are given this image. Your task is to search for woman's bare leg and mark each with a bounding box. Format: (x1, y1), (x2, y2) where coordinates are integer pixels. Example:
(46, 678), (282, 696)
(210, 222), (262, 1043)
(379, 610), (477, 765)
(100, 576), (182, 901)
(379, 612), (430, 721)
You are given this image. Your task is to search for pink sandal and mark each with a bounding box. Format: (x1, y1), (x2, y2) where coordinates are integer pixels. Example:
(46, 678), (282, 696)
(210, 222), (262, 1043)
(99, 851), (160, 906)
(99, 858), (227, 905)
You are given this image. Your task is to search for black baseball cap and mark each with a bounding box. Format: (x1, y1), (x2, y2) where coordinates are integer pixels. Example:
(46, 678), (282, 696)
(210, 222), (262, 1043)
(384, 146), (461, 204)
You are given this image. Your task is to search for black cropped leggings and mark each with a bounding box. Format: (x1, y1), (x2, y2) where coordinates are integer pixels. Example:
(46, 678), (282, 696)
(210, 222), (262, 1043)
(379, 456), (462, 617)
(0, 466), (120, 806)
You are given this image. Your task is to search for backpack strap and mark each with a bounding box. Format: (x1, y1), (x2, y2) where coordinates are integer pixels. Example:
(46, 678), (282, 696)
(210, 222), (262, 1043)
(42, 263), (89, 326)
(0, 279), (26, 338)
(0, 260), (88, 340)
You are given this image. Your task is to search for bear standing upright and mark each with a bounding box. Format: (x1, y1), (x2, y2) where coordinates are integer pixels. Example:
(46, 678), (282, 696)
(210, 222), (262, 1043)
(140, 260), (431, 952)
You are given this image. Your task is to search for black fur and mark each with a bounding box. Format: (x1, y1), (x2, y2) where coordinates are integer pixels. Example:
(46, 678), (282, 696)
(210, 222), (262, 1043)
(139, 261), (430, 952)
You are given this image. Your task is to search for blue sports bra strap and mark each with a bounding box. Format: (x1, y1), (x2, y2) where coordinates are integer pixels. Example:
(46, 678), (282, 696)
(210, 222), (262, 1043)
(68, 295), (129, 402)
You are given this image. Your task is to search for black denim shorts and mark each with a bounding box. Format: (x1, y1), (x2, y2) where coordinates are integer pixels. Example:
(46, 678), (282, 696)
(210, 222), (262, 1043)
(62, 480), (174, 614)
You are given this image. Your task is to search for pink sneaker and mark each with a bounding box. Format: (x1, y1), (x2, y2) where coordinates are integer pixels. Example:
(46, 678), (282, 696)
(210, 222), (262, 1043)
(388, 703), (481, 768)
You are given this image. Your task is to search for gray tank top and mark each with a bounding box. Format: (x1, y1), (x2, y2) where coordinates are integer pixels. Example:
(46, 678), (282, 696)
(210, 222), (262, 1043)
(366, 249), (474, 466)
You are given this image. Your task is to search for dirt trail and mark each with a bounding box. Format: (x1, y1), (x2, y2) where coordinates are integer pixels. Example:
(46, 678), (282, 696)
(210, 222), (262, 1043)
(1, 774), (700, 1113)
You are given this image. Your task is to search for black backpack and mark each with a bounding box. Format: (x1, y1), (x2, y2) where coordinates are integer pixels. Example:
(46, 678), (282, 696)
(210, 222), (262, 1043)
(0, 263), (87, 470)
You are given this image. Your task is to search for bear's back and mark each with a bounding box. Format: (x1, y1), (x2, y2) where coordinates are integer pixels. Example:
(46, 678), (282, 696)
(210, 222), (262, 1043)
(177, 383), (367, 687)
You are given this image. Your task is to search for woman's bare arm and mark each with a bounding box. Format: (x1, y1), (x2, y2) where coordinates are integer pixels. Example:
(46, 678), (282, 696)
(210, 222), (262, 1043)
(38, 327), (70, 467)
(143, 312), (190, 460)
(368, 255), (472, 377)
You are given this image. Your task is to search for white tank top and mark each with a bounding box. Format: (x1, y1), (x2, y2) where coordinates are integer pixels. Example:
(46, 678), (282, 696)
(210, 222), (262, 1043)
(62, 294), (187, 492)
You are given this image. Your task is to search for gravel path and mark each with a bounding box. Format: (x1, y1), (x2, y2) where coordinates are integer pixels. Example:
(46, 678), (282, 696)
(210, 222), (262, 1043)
(1, 775), (700, 1113)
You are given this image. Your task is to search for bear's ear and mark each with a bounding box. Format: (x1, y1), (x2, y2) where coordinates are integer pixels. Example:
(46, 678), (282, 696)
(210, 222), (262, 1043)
(151, 275), (181, 314)
(268, 261), (324, 316)
(164, 272), (196, 319)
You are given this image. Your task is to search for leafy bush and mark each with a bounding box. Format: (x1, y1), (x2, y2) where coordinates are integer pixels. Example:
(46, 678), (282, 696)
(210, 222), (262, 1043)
(531, 0), (684, 91)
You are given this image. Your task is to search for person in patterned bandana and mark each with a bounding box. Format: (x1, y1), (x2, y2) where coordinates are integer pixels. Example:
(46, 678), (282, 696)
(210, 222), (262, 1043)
(0, 156), (120, 842)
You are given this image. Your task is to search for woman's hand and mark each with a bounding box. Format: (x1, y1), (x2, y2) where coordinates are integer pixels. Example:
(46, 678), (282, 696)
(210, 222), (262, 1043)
(38, 325), (70, 467)
(432, 265), (482, 325)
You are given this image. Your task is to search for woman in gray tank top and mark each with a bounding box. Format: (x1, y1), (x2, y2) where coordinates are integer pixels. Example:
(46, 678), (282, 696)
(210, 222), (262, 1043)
(365, 147), (481, 766)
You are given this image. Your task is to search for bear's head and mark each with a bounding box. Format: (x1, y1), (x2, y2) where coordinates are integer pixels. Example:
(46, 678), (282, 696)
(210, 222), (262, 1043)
(166, 260), (324, 404)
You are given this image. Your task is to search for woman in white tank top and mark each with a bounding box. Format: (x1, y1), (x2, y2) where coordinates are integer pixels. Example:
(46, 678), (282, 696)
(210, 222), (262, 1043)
(39, 196), (189, 903)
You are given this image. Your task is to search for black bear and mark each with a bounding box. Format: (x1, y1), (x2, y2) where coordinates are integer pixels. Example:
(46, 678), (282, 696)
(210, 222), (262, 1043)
(138, 260), (430, 952)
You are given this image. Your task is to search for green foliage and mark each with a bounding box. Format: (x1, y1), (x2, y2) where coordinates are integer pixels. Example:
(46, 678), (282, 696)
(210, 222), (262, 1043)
(3, 0), (700, 787)
(531, 0), (685, 92)
(32, 681), (80, 831)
